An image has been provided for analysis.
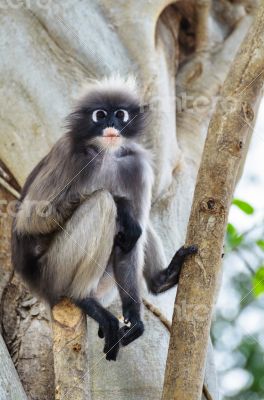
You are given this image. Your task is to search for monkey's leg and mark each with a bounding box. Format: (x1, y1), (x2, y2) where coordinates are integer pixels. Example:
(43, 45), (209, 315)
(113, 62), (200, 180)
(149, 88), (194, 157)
(148, 245), (197, 294)
(75, 298), (120, 361)
(114, 197), (142, 254)
(44, 190), (117, 299)
(144, 223), (197, 294)
(44, 190), (120, 359)
(113, 245), (144, 346)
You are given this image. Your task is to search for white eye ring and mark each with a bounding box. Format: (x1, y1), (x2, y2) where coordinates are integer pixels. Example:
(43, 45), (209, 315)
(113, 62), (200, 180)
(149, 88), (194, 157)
(92, 109), (107, 122)
(115, 109), (129, 122)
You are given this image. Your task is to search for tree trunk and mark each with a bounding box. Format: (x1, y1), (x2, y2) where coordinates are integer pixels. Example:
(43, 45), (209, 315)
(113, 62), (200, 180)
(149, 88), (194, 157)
(162, 3), (264, 399)
(0, 335), (27, 400)
(0, 1), (259, 399)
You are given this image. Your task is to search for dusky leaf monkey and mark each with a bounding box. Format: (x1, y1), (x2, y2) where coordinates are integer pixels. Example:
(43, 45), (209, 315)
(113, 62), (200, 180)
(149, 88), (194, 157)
(12, 76), (197, 361)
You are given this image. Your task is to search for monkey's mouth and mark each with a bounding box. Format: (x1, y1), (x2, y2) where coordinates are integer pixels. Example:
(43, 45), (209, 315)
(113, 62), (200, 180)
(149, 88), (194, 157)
(100, 127), (122, 150)
(102, 127), (120, 138)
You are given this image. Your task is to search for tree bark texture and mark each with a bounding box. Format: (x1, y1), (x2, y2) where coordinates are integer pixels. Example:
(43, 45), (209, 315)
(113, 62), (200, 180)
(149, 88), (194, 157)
(162, 3), (264, 399)
(52, 299), (90, 400)
(0, 335), (27, 400)
(0, 1), (260, 399)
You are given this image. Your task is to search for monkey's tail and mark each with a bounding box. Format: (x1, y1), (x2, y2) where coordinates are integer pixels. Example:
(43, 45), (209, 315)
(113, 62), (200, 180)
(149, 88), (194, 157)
(142, 297), (213, 400)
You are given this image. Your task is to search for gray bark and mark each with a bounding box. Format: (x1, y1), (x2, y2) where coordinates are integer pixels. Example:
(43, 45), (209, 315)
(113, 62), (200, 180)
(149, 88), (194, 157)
(0, 1), (258, 399)
(0, 335), (27, 400)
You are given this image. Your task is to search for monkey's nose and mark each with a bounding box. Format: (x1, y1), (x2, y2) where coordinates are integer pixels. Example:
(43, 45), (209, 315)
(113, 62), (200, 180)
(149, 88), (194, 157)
(103, 127), (120, 137)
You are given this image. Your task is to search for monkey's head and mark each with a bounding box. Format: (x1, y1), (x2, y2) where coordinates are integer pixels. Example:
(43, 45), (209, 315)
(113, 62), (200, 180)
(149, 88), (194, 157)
(67, 75), (149, 152)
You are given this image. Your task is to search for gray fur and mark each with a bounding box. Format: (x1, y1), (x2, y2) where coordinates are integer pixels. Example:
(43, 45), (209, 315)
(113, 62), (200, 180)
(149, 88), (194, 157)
(13, 129), (154, 306)
(11, 77), (197, 359)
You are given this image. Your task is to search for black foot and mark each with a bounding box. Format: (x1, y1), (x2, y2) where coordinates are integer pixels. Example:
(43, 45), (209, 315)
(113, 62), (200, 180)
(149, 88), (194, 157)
(100, 318), (120, 361)
(98, 326), (104, 338)
(119, 320), (144, 346)
(150, 245), (198, 294)
(75, 297), (121, 361)
(174, 245), (198, 258)
(118, 303), (144, 346)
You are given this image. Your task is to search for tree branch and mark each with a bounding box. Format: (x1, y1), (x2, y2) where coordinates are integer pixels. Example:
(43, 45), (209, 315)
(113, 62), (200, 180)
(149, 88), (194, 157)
(0, 176), (20, 199)
(52, 298), (90, 400)
(143, 298), (213, 400)
(162, 4), (264, 400)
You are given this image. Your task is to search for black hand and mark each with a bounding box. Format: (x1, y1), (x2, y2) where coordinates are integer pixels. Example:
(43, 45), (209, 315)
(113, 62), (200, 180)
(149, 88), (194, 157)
(115, 222), (142, 253)
(114, 196), (142, 253)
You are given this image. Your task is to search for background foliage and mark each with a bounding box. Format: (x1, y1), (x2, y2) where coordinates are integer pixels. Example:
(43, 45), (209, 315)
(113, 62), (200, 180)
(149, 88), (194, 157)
(213, 199), (264, 399)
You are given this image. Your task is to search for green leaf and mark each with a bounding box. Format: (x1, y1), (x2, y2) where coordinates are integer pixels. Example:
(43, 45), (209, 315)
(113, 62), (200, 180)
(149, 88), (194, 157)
(252, 266), (264, 297)
(226, 223), (244, 249)
(230, 234), (244, 248)
(227, 223), (237, 235)
(232, 199), (254, 215)
(256, 240), (264, 251)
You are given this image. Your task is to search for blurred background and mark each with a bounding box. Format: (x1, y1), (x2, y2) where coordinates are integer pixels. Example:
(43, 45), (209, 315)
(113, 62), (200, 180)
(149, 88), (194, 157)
(213, 99), (264, 400)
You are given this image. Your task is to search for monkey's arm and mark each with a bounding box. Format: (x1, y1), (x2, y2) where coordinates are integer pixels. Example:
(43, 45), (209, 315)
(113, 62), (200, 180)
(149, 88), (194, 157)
(114, 197), (142, 253)
(15, 183), (91, 236)
(113, 245), (144, 346)
(15, 140), (100, 236)
(144, 223), (197, 294)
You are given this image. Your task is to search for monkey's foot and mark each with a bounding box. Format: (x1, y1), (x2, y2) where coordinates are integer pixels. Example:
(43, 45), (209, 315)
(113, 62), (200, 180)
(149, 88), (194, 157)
(150, 245), (198, 294)
(119, 320), (144, 346)
(98, 326), (104, 338)
(170, 245), (198, 268)
(98, 318), (120, 361)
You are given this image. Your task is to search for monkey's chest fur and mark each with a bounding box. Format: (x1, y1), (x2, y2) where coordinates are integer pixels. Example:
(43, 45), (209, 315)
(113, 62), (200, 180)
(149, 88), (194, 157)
(61, 145), (153, 303)
(87, 146), (152, 224)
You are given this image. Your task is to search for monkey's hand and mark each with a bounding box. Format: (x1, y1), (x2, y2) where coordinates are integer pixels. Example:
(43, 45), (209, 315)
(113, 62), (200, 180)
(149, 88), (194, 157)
(150, 245), (198, 294)
(118, 305), (144, 346)
(114, 196), (142, 253)
(115, 221), (142, 254)
(97, 317), (120, 361)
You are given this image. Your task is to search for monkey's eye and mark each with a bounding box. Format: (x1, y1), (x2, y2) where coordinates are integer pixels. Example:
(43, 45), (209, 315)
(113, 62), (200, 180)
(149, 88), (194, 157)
(114, 109), (129, 122)
(92, 109), (107, 122)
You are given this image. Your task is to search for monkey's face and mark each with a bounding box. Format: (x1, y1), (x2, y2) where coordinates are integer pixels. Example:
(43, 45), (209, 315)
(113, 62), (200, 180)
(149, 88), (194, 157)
(67, 88), (149, 152)
(91, 108), (137, 150)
